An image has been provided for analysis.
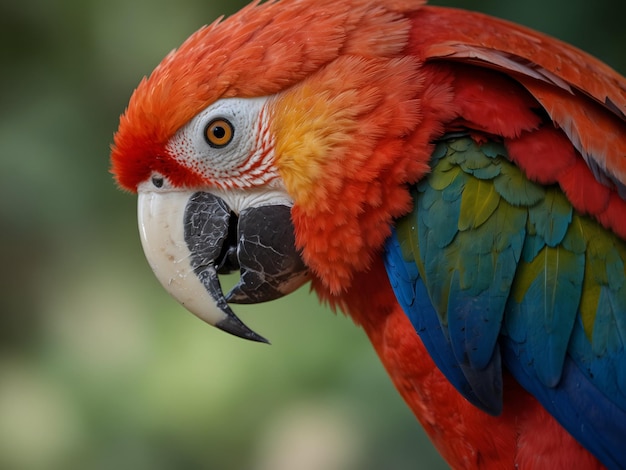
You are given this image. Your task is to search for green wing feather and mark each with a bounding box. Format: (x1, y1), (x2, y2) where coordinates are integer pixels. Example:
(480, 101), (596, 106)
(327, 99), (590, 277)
(396, 136), (626, 406)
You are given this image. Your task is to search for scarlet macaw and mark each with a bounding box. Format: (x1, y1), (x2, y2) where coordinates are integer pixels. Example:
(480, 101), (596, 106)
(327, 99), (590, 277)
(110, 1), (626, 468)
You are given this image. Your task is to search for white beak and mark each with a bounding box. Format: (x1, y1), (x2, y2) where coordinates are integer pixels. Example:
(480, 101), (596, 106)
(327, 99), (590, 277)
(137, 189), (269, 342)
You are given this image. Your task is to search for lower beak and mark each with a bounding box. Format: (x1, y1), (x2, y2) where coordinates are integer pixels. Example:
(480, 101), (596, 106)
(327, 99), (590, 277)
(137, 190), (309, 343)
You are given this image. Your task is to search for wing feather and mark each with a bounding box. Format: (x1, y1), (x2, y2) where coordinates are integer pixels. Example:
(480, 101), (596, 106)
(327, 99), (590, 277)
(385, 136), (626, 469)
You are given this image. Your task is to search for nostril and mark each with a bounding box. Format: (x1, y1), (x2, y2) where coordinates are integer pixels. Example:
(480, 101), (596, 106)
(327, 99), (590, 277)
(152, 176), (164, 188)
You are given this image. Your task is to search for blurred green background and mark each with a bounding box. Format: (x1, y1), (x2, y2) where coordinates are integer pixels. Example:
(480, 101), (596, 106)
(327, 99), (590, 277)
(1, 1), (624, 469)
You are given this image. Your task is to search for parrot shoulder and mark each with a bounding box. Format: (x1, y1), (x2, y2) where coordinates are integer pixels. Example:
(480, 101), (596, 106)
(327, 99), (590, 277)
(409, 6), (626, 239)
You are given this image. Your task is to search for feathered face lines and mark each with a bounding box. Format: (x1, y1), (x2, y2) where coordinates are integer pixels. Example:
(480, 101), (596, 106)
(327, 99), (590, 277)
(165, 96), (281, 190)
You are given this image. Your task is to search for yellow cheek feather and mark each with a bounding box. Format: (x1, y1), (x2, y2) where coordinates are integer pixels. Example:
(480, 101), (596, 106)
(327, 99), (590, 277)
(272, 83), (362, 209)
(269, 55), (442, 293)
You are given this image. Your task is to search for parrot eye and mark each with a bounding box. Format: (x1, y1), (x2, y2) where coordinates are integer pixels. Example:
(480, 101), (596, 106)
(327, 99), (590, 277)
(166, 97), (267, 179)
(204, 118), (234, 148)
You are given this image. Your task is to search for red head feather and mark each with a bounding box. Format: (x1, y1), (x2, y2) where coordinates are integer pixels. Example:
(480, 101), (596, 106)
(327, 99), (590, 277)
(110, 0), (424, 191)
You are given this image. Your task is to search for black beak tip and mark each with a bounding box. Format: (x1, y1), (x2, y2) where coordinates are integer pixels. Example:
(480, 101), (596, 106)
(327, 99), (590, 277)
(215, 315), (271, 344)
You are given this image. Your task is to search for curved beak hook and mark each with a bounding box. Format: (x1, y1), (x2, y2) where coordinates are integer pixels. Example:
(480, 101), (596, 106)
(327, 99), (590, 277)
(138, 190), (308, 344)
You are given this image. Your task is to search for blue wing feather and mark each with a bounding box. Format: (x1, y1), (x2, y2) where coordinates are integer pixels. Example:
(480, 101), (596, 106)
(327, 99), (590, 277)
(384, 136), (626, 469)
(384, 231), (503, 414)
(503, 337), (626, 470)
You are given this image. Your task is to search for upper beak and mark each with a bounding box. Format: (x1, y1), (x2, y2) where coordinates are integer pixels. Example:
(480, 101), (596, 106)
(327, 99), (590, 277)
(137, 189), (309, 343)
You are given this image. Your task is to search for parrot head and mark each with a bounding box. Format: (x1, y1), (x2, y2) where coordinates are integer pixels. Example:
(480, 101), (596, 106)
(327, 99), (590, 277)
(111, 0), (432, 342)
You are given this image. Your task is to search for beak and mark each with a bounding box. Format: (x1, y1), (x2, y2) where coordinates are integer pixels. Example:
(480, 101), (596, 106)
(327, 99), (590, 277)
(137, 190), (309, 343)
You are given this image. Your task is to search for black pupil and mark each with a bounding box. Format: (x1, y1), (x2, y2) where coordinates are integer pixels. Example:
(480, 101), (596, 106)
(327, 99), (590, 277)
(212, 125), (226, 139)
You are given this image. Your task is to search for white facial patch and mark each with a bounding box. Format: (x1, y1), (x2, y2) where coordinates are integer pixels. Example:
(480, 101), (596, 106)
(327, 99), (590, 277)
(166, 97), (278, 188)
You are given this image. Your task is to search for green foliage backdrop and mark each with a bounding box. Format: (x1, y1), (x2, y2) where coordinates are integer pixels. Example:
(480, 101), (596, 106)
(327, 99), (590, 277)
(1, 1), (623, 468)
